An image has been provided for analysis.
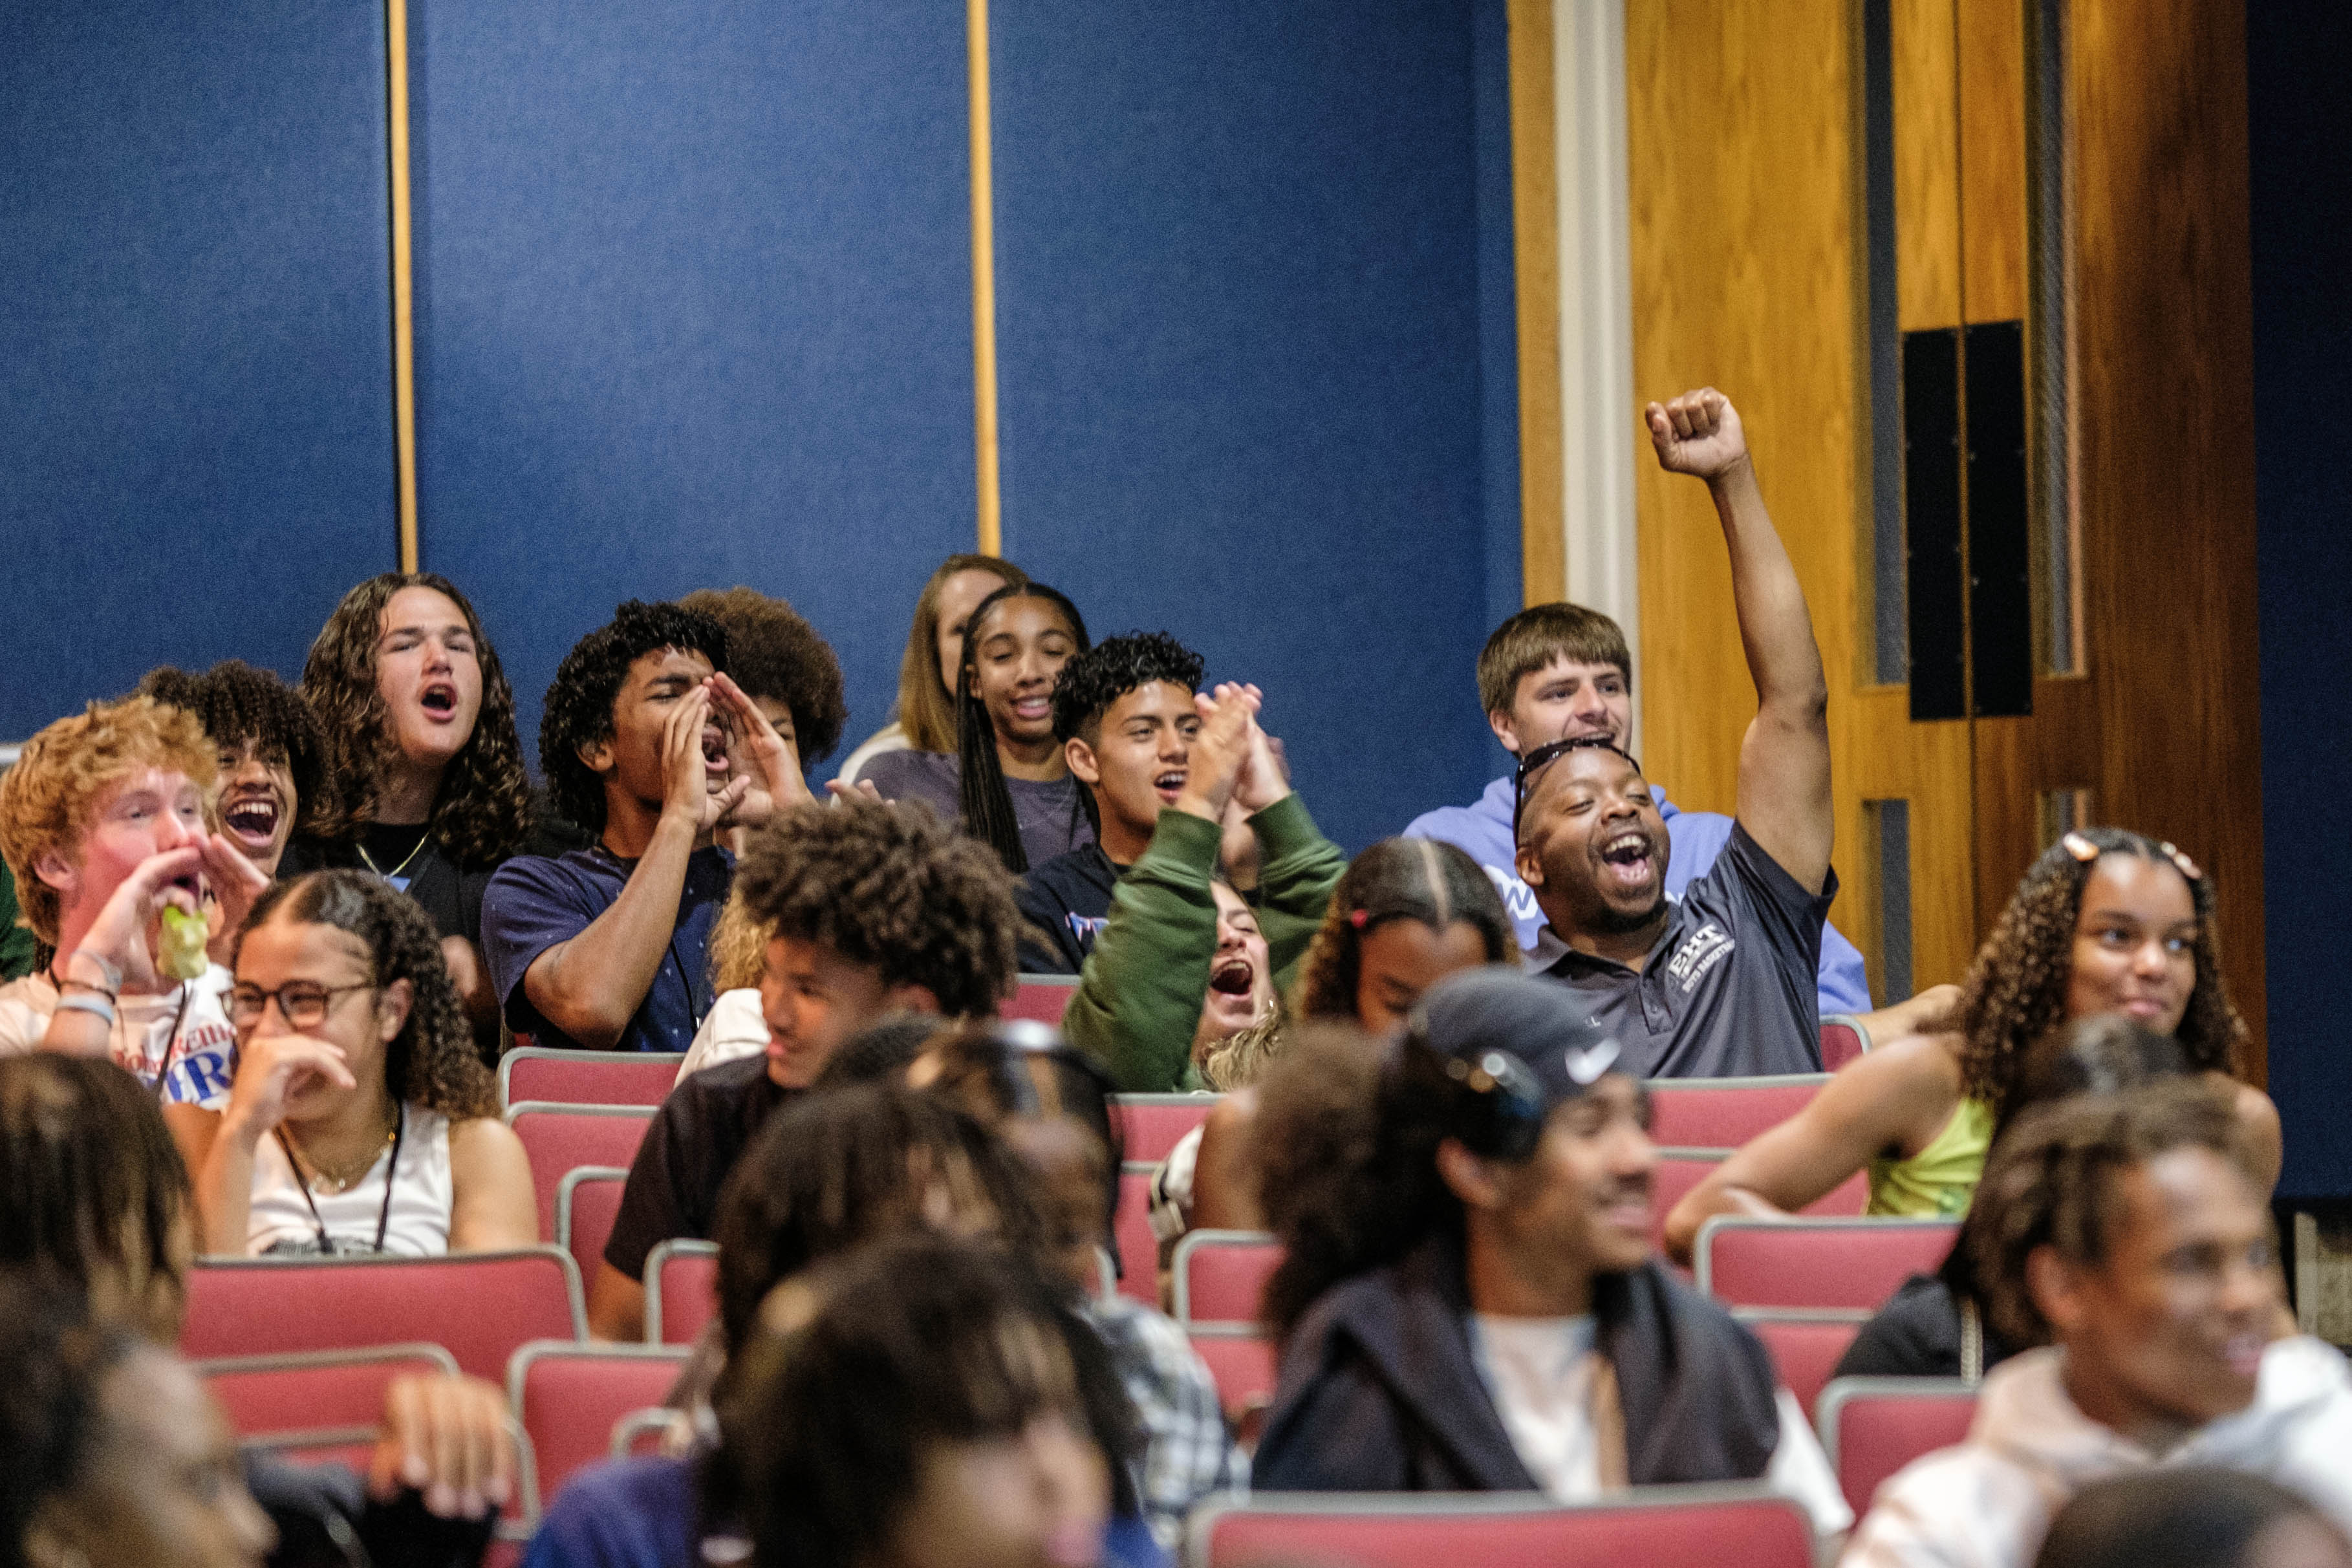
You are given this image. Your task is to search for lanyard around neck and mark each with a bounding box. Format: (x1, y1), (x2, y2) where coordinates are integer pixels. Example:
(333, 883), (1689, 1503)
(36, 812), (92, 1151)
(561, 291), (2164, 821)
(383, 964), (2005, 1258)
(275, 1103), (406, 1256)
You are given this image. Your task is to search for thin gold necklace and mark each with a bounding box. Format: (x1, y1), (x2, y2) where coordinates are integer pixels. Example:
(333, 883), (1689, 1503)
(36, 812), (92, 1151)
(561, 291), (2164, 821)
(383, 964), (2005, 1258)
(356, 826), (431, 883)
(283, 1113), (398, 1194)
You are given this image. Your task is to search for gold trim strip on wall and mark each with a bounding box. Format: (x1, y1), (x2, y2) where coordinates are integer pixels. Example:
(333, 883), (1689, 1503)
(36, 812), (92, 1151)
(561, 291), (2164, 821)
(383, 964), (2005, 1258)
(1507, 0), (1565, 606)
(387, 0), (420, 572)
(967, 0), (1003, 556)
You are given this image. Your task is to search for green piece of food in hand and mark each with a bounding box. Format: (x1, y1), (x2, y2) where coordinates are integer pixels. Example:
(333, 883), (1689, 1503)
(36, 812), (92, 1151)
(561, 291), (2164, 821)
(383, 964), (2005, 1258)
(158, 905), (210, 982)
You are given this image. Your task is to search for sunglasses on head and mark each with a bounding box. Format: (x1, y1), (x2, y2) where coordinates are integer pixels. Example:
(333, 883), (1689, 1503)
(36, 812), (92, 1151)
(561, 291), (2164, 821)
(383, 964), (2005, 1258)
(1511, 736), (1642, 842)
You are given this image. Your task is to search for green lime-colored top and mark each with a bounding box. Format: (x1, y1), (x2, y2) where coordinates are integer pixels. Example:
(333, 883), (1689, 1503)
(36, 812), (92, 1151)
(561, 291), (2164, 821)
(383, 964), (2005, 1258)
(1867, 1095), (1996, 1218)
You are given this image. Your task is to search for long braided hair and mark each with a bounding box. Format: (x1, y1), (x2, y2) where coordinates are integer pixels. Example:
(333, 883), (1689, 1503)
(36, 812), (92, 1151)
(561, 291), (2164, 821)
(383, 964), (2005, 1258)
(953, 583), (1089, 874)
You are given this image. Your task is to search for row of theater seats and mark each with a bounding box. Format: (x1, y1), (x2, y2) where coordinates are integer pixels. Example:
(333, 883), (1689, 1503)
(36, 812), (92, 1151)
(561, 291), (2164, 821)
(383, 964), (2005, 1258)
(187, 1013), (1950, 1563)
(186, 1265), (1978, 1564)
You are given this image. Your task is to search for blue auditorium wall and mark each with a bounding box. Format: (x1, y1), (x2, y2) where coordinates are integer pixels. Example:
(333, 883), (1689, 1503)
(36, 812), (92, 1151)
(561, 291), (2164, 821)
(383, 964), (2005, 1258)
(2249, 0), (2352, 1199)
(0, 1), (398, 740)
(403, 0), (978, 773)
(987, 0), (1520, 852)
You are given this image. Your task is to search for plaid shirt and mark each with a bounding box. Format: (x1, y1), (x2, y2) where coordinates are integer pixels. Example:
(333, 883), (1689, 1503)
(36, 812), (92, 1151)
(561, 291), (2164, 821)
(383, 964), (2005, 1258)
(1081, 1293), (1244, 1550)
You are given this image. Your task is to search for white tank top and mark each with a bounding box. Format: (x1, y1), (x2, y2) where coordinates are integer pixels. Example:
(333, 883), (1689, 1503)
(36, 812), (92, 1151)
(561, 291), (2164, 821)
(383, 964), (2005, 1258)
(247, 1104), (455, 1258)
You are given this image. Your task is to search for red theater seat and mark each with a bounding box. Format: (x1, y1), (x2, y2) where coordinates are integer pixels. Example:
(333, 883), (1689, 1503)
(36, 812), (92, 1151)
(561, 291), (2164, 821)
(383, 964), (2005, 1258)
(1820, 1015), (1870, 1071)
(1171, 1230), (1280, 1326)
(1186, 1326), (1278, 1429)
(1696, 1218), (1958, 1312)
(643, 1240), (718, 1345)
(556, 1166), (630, 1278)
(506, 1340), (690, 1509)
(499, 1047), (686, 1110)
(1738, 1311), (1864, 1419)
(1004, 976), (1079, 1026)
(199, 1343), (459, 1439)
(1112, 1092), (1220, 1163)
(182, 1249), (586, 1382)
(1815, 1377), (1978, 1517)
(1647, 1074), (1828, 1149)
(1113, 1163), (1160, 1304)
(504, 1103), (654, 1241)
(1189, 1486), (1813, 1568)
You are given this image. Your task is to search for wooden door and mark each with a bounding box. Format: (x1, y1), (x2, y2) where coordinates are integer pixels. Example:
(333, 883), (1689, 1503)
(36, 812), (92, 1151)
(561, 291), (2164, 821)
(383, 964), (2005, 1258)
(1624, 0), (2263, 1064)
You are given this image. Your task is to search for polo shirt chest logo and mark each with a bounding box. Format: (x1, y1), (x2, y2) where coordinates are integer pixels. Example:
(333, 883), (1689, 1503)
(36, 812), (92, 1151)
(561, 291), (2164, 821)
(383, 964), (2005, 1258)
(1663, 921), (1734, 994)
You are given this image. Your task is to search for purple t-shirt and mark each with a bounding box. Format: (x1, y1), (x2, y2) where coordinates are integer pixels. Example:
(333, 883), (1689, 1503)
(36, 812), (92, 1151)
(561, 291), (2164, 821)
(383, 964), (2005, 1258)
(857, 748), (1095, 869)
(481, 844), (732, 1054)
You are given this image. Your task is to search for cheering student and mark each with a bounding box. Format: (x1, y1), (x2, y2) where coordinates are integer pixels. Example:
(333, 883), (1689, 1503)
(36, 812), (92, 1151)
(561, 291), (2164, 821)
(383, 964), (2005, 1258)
(676, 586), (848, 856)
(858, 581), (1093, 873)
(1511, 388), (1835, 1079)
(1059, 679), (1344, 1093)
(480, 600), (805, 1057)
(291, 572), (537, 1045)
(0, 696), (267, 1161)
(1403, 597), (1872, 1018)
(834, 552), (1029, 788)
(138, 660), (329, 883)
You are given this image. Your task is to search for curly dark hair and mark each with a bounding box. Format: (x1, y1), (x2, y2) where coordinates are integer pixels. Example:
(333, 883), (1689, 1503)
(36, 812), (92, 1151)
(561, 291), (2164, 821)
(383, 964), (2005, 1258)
(300, 573), (534, 865)
(1956, 827), (2245, 1123)
(1294, 838), (1515, 1022)
(539, 600), (730, 837)
(711, 1084), (1051, 1359)
(676, 586), (847, 764)
(731, 799), (1018, 1018)
(954, 583), (1090, 874)
(714, 1236), (1141, 1568)
(236, 870), (495, 1120)
(0, 1055), (193, 1340)
(1048, 631), (1203, 746)
(1253, 1022), (1464, 1342)
(138, 660), (332, 837)
(1969, 1079), (2253, 1349)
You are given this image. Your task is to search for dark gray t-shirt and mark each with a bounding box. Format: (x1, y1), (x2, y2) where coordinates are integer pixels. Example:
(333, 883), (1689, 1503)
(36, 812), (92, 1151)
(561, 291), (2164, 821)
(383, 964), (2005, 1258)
(856, 748), (1095, 869)
(1537, 822), (1834, 1079)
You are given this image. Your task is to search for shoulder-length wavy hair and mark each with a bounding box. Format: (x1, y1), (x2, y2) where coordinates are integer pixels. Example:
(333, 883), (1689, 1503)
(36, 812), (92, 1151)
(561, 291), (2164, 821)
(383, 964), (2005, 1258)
(1956, 826), (2245, 1124)
(236, 870), (496, 1121)
(1293, 838), (1515, 1024)
(896, 555), (1028, 755)
(955, 582), (1089, 875)
(299, 573), (533, 865)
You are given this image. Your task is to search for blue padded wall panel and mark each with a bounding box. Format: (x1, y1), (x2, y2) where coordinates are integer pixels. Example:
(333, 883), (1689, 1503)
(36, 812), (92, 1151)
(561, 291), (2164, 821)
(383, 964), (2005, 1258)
(406, 0), (975, 769)
(2249, 0), (2352, 1199)
(989, 0), (1516, 852)
(0, 2), (396, 739)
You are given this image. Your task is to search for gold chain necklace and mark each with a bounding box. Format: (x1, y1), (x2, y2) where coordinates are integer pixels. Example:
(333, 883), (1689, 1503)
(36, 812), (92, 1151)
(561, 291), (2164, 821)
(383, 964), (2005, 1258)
(356, 827), (431, 883)
(284, 1115), (398, 1194)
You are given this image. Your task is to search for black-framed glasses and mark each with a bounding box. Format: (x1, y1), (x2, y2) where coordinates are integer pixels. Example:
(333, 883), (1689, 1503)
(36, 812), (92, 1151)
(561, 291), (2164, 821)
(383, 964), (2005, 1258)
(229, 981), (378, 1031)
(1510, 736), (1642, 841)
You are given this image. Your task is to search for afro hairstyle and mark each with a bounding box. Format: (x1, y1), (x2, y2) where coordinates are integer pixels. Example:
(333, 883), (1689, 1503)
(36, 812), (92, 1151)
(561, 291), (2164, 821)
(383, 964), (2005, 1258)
(540, 600), (730, 835)
(1048, 631), (1204, 746)
(677, 587), (848, 764)
(730, 799), (1018, 1020)
(138, 660), (330, 836)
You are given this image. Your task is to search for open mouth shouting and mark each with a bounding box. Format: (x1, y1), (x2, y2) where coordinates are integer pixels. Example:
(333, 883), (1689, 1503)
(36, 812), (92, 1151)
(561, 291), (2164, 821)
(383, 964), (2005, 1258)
(221, 791), (285, 855)
(701, 723), (733, 783)
(417, 678), (460, 722)
(1209, 956), (1255, 996)
(1595, 828), (1659, 897)
(1152, 768), (1188, 806)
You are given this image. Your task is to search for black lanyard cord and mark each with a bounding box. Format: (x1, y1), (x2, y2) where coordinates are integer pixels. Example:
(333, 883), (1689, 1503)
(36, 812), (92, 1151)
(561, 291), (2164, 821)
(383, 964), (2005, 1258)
(275, 1103), (405, 1256)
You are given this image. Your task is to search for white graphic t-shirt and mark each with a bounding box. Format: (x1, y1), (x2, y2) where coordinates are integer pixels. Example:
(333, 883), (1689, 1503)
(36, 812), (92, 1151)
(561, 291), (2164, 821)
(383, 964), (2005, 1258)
(0, 965), (241, 1108)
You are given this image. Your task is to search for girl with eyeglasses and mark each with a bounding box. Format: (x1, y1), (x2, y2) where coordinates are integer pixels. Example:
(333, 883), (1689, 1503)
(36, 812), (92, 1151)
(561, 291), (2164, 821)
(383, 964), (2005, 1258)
(195, 869), (535, 1257)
